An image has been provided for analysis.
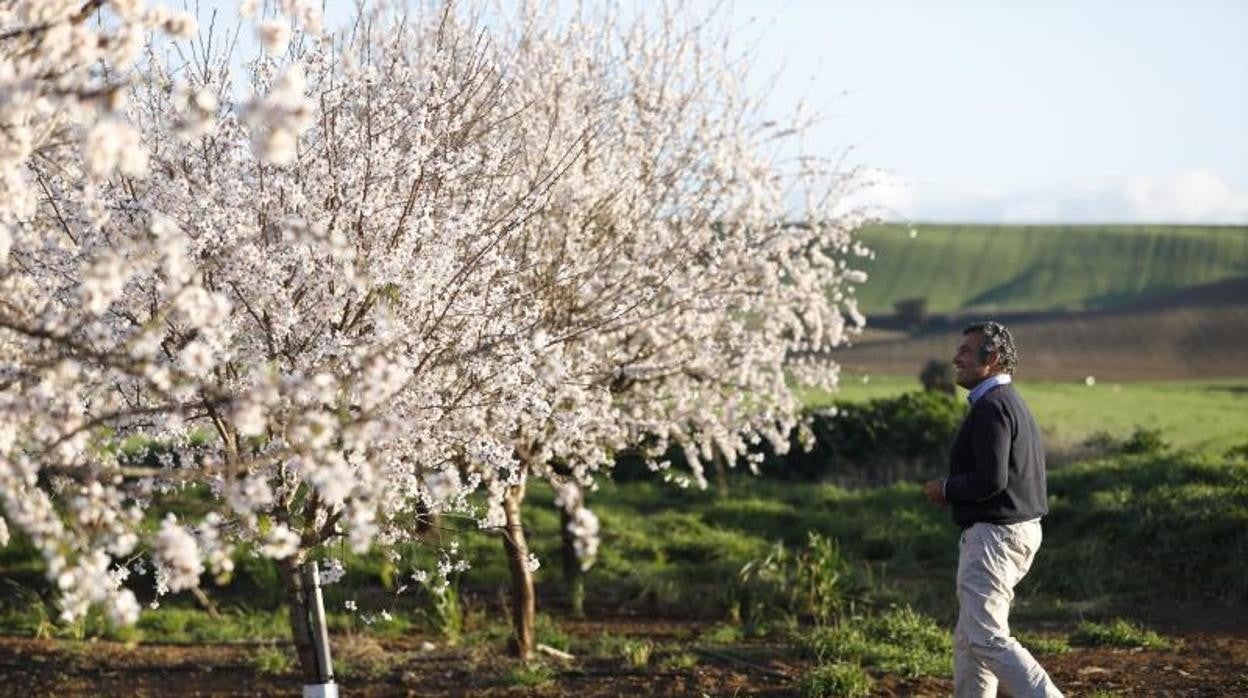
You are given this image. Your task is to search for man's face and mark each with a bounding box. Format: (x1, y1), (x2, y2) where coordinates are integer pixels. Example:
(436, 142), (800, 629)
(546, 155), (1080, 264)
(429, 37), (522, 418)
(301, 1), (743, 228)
(953, 331), (997, 390)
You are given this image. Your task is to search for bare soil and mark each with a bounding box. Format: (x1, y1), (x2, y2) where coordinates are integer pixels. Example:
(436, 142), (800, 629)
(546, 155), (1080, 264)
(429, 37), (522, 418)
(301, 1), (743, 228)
(1, 617), (1245, 697)
(832, 280), (1248, 381)
(835, 304), (1248, 381)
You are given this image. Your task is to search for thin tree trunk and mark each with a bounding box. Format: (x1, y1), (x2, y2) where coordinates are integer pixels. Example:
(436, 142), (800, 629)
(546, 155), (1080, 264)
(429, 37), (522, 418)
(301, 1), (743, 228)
(559, 506), (585, 618)
(279, 556), (320, 684)
(502, 478), (536, 660)
(714, 452), (730, 497)
(415, 498), (442, 539)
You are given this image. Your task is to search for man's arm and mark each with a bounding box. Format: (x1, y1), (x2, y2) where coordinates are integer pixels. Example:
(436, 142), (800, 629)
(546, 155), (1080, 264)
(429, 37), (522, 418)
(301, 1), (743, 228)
(943, 402), (1011, 502)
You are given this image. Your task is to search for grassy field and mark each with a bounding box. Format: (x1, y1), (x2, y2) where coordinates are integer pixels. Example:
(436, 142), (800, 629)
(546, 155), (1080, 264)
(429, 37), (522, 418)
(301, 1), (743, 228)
(850, 224), (1248, 315)
(3, 445), (1244, 694)
(801, 373), (1248, 453)
(1, 369), (1245, 692)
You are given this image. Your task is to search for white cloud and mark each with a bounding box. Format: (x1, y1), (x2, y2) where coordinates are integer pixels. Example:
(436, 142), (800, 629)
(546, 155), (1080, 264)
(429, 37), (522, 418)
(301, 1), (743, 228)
(1122, 171), (1248, 223)
(903, 170), (1248, 224)
(832, 168), (916, 219)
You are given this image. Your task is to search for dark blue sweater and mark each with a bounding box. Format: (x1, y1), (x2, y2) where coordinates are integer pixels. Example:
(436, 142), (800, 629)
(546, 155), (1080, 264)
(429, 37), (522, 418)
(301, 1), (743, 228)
(945, 383), (1049, 529)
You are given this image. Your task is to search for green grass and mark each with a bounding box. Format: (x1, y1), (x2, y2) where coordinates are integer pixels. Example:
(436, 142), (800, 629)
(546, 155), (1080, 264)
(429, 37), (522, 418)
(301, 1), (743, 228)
(798, 661), (874, 697)
(1, 420), (1243, 689)
(851, 223), (1248, 314)
(619, 638), (655, 667)
(1069, 619), (1174, 650)
(798, 606), (952, 678)
(136, 606), (290, 643)
(698, 623), (744, 645)
(498, 660), (557, 688)
(249, 645), (295, 675)
(1029, 451), (1248, 604)
(658, 650), (699, 670)
(804, 374), (1248, 452)
(1016, 631), (1072, 655)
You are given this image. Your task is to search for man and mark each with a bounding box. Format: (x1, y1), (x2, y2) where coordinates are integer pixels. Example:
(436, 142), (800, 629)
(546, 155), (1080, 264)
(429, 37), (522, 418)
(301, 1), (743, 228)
(923, 321), (1062, 697)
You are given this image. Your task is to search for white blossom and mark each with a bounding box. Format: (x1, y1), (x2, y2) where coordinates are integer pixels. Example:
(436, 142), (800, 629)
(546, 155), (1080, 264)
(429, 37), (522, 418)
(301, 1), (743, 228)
(163, 11), (198, 38)
(320, 558), (346, 585)
(154, 514), (203, 592)
(260, 525), (301, 560)
(109, 589), (141, 626)
(257, 20), (291, 55)
(179, 340), (216, 377)
(85, 120), (149, 178)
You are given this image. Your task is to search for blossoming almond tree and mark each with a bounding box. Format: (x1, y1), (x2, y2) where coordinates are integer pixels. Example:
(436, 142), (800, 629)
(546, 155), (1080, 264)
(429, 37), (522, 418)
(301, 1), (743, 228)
(0, 0), (212, 630)
(460, 2), (870, 658)
(0, 0), (578, 683)
(1, 0), (872, 680)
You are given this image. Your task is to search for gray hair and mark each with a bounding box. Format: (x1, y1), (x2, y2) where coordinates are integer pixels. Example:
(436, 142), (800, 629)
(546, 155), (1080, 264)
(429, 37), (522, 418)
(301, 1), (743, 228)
(962, 321), (1018, 374)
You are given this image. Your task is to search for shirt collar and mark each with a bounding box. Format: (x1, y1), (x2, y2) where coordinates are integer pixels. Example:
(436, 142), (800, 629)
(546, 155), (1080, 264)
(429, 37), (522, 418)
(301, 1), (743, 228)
(968, 373), (1012, 405)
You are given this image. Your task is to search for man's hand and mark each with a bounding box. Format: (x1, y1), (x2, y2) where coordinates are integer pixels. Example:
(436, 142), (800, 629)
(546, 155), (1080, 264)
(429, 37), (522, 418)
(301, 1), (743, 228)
(923, 479), (947, 505)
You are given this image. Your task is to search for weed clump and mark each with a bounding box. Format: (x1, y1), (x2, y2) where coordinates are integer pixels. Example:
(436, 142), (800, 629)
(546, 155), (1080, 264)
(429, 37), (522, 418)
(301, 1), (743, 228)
(1069, 618), (1173, 650)
(248, 645), (294, 675)
(798, 661), (874, 698)
(735, 531), (862, 630)
(798, 606), (950, 678)
(1016, 631), (1072, 655)
(498, 660), (557, 688)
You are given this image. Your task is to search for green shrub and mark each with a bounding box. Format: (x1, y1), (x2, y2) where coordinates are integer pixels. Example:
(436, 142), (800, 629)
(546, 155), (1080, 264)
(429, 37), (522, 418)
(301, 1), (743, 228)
(919, 358), (956, 396)
(1038, 451), (1248, 603)
(1119, 427), (1168, 455)
(1224, 442), (1248, 461)
(1069, 619), (1173, 650)
(893, 297), (929, 330)
(770, 391), (964, 483)
(798, 661), (874, 698)
(1080, 430), (1122, 455)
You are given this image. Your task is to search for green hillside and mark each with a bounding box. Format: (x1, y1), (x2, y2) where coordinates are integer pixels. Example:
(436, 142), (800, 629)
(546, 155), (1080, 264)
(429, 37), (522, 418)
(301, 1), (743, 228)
(849, 224), (1248, 314)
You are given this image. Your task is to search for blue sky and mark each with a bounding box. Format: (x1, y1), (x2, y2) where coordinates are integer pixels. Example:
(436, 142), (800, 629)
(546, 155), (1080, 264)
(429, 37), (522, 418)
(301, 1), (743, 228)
(732, 0), (1248, 223)
(205, 1), (1248, 224)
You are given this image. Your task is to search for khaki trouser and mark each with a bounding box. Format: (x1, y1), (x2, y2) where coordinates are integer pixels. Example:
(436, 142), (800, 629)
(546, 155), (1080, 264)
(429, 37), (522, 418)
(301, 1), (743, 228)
(954, 520), (1063, 698)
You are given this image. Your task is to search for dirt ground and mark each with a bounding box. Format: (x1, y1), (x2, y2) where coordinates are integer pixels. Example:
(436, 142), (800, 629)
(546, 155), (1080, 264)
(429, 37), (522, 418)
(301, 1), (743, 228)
(830, 292), (1248, 381)
(0, 618), (1244, 697)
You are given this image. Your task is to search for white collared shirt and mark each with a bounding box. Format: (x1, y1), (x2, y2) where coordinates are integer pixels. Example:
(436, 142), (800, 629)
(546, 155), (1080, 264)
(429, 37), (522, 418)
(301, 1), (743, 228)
(968, 373), (1012, 405)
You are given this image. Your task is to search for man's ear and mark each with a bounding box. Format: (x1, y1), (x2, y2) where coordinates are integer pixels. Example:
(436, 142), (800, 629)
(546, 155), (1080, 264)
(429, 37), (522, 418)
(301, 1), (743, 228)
(985, 350), (1001, 371)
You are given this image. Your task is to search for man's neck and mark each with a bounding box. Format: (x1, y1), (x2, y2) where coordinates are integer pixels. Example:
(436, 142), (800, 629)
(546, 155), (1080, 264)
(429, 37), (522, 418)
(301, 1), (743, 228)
(967, 372), (1011, 404)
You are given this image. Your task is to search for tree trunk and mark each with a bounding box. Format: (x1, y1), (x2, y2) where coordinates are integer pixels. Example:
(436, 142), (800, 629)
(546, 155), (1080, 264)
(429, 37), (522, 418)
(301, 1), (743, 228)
(559, 506), (585, 618)
(713, 452), (730, 497)
(502, 478), (536, 660)
(279, 556), (320, 684)
(415, 498), (442, 539)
